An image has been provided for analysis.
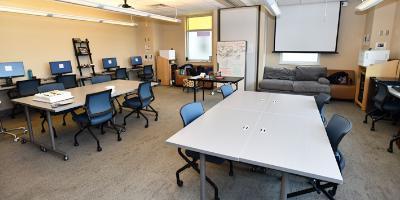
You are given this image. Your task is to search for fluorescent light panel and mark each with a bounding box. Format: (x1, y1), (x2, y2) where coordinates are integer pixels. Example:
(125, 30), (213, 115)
(355, 0), (384, 11)
(54, 0), (181, 23)
(0, 5), (137, 26)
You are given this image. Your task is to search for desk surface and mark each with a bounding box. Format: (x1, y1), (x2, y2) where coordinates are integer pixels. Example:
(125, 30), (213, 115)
(166, 91), (343, 184)
(189, 76), (244, 83)
(12, 80), (156, 113)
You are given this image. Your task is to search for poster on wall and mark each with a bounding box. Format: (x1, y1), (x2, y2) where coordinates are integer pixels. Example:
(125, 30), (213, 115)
(217, 41), (247, 90)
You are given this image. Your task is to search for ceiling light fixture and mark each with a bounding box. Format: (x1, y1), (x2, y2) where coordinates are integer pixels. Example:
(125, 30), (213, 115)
(54, 0), (181, 23)
(355, 0), (384, 11)
(0, 5), (137, 27)
(264, 0), (281, 16)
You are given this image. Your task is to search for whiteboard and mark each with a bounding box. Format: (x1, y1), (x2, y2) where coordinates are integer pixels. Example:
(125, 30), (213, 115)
(217, 41), (246, 78)
(275, 2), (341, 52)
(220, 7), (259, 91)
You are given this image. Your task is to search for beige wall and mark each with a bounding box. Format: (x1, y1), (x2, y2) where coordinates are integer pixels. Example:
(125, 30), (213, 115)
(265, 0), (367, 71)
(0, 0), (139, 79)
(391, 2), (400, 59)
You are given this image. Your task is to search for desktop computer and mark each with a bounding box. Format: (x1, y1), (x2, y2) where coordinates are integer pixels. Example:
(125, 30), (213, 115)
(131, 56), (143, 68)
(102, 57), (118, 71)
(49, 60), (73, 76)
(0, 62), (25, 86)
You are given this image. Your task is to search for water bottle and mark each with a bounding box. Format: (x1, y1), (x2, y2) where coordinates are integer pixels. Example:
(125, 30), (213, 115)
(27, 69), (33, 79)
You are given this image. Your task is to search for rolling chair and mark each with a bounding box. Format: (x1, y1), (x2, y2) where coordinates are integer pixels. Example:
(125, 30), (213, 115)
(315, 93), (331, 124)
(137, 65), (154, 82)
(122, 81), (158, 128)
(115, 68), (129, 80)
(0, 100), (27, 141)
(363, 82), (400, 131)
(91, 74), (112, 84)
(72, 89), (121, 152)
(10, 79), (41, 118)
(37, 83), (77, 137)
(175, 102), (233, 200)
(56, 74), (78, 89)
(288, 114), (352, 199)
(220, 84), (234, 99)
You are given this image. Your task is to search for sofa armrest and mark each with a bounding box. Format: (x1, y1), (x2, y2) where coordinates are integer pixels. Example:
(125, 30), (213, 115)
(318, 77), (330, 85)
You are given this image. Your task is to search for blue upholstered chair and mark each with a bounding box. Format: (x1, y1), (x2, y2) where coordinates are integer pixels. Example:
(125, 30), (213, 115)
(10, 79), (41, 118)
(137, 65), (154, 81)
(37, 83), (77, 137)
(91, 74), (112, 84)
(72, 89), (121, 152)
(288, 114), (352, 199)
(115, 68), (128, 80)
(175, 102), (233, 200)
(122, 81), (158, 128)
(315, 93), (331, 124)
(56, 74), (78, 89)
(220, 84), (234, 99)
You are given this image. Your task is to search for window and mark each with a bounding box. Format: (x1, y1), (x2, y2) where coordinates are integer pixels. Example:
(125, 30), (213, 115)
(186, 16), (212, 61)
(280, 53), (320, 65)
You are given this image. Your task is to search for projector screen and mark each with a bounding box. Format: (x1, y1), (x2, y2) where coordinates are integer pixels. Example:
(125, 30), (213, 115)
(274, 2), (341, 53)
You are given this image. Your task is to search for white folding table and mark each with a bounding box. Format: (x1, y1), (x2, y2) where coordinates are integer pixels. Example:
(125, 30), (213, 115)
(12, 80), (156, 161)
(166, 91), (342, 200)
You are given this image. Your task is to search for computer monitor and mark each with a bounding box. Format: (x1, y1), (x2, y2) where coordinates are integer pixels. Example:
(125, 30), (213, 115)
(102, 57), (118, 70)
(0, 62), (25, 86)
(131, 56), (143, 67)
(49, 60), (73, 76)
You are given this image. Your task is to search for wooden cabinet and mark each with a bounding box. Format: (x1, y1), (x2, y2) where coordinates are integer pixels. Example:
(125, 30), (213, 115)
(355, 60), (400, 111)
(156, 56), (173, 86)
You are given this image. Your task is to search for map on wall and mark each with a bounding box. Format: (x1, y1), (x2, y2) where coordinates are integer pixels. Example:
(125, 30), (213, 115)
(217, 41), (247, 77)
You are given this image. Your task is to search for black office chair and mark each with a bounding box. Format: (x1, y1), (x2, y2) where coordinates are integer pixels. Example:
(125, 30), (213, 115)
(115, 68), (128, 80)
(91, 74), (112, 84)
(10, 79), (41, 118)
(137, 65), (154, 81)
(175, 102), (233, 200)
(288, 114), (352, 199)
(363, 82), (400, 131)
(56, 74), (78, 89)
(122, 82), (158, 128)
(315, 93), (331, 124)
(72, 89), (121, 152)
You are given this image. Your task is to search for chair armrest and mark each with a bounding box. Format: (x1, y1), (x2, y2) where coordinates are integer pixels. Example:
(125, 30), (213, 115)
(318, 77), (330, 85)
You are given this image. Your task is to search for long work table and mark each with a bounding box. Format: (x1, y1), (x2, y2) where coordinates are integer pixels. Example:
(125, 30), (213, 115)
(12, 80), (156, 161)
(166, 91), (342, 200)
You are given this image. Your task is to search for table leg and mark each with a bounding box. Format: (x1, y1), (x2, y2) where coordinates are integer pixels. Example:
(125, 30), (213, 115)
(202, 84), (205, 101)
(280, 173), (288, 200)
(24, 106), (34, 143)
(193, 80), (197, 102)
(235, 83), (239, 91)
(46, 111), (56, 150)
(200, 153), (206, 200)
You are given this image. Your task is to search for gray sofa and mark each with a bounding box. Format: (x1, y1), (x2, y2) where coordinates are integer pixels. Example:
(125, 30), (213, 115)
(259, 66), (330, 95)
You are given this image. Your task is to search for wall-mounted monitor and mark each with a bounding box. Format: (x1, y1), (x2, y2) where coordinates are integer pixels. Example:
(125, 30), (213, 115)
(102, 57), (118, 70)
(49, 60), (73, 75)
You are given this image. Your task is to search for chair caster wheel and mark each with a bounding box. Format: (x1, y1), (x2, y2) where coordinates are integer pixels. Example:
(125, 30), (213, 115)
(13, 137), (19, 142)
(370, 127), (375, 131)
(20, 138), (26, 144)
(145, 125), (148, 128)
(74, 142), (79, 146)
(387, 148), (393, 153)
(62, 123), (66, 126)
(41, 129), (45, 133)
(101, 131), (105, 135)
(64, 156), (69, 161)
(40, 146), (47, 152)
(177, 180), (183, 187)
(155, 118), (158, 121)
(120, 128), (126, 133)
(118, 137), (122, 141)
(97, 147), (102, 152)
(229, 171), (233, 176)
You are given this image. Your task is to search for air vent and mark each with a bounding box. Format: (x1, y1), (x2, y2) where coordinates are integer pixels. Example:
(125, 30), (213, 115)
(150, 4), (170, 8)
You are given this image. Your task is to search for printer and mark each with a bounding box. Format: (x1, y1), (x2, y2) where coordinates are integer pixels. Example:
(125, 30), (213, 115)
(358, 50), (390, 67)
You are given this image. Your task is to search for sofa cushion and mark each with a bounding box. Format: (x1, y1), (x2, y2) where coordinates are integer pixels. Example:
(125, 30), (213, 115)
(259, 79), (294, 91)
(318, 77), (330, 85)
(293, 81), (330, 94)
(263, 66), (296, 80)
(295, 66), (327, 81)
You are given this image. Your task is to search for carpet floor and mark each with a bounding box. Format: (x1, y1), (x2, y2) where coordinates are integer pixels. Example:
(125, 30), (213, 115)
(0, 86), (399, 200)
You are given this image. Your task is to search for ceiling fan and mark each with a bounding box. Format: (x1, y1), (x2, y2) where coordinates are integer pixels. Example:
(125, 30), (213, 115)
(119, 0), (133, 9)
